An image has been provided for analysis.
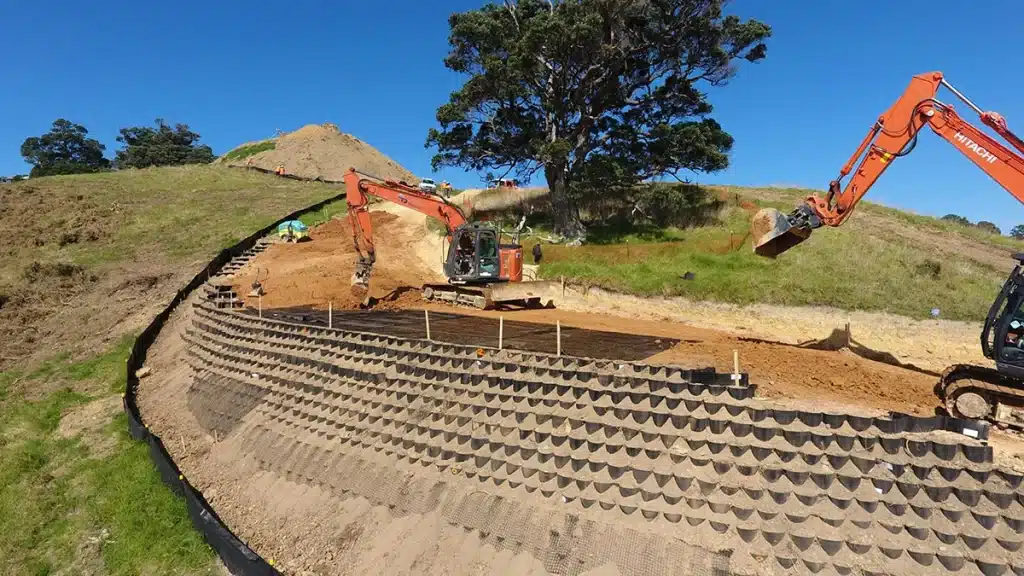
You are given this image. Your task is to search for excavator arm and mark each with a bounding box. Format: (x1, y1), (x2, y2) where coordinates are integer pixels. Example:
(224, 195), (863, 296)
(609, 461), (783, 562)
(343, 167), (467, 291)
(754, 71), (1024, 257)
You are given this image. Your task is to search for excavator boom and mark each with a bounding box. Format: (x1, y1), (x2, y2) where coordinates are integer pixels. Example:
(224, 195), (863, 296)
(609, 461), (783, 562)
(749, 72), (1024, 429)
(753, 71), (1024, 257)
(344, 167), (467, 291)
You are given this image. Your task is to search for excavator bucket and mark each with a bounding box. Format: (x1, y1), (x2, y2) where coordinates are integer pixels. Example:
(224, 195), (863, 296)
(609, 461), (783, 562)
(752, 208), (813, 258)
(350, 261), (372, 297)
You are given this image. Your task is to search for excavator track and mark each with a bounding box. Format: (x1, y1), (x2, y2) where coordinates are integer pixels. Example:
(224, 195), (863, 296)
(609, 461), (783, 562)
(937, 363), (1024, 428)
(421, 281), (556, 310)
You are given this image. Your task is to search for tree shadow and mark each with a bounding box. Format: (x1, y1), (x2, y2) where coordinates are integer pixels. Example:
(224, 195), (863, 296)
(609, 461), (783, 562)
(739, 324), (941, 377)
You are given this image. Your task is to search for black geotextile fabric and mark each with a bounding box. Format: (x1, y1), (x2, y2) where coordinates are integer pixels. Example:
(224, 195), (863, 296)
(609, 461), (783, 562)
(121, 183), (349, 575)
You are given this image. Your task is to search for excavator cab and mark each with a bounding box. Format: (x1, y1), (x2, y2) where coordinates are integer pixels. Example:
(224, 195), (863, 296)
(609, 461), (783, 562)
(983, 254), (1024, 378)
(445, 223), (515, 283)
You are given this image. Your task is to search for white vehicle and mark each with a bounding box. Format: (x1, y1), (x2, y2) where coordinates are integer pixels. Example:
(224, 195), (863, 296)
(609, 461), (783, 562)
(418, 178), (437, 193)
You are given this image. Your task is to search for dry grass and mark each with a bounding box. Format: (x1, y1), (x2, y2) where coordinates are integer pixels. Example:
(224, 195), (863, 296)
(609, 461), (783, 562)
(0, 165), (344, 575)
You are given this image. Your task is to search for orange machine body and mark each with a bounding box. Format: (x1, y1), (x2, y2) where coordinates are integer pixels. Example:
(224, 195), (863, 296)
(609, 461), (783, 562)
(499, 246), (524, 282)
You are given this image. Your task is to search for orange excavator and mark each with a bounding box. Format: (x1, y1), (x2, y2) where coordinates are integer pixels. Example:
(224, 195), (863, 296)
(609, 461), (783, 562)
(344, 167), (555, 309)
(751, 71), (1024, 428)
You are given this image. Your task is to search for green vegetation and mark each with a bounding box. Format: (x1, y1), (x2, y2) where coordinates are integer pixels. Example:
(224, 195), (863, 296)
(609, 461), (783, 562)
(20, 119), (110, 177)
(0, 165), (345, 575)
(298, 198), (348, 227)
(223, 140), (276, 162)
(428, 0), (770, 237)
(114, 119), (216, 169)
(22, 118), (217, 177)
(0, 341), (217, 576)
(488, 183), (1019, 321)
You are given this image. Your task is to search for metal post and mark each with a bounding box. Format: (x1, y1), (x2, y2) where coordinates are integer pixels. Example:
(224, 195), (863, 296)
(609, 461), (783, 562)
(499, 316), (504, 350)
(329, 301), (333, 329)
(425, 309), (431, 341)
(556, 321), (561, 357)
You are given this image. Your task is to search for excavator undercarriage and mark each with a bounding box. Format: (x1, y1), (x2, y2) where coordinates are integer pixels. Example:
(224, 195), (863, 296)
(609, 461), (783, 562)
(938, 364), (1024, 429)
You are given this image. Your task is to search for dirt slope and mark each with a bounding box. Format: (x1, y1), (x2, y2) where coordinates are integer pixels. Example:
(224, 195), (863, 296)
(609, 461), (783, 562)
(222, 123), (417, 183)
(0, 166), (340, 371)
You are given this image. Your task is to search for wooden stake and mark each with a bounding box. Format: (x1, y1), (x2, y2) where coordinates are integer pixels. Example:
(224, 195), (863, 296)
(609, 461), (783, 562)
(425, 309), (431, 341)
(499, 316), (504, 350)
(258, 294), (262, 318)
(556, 321), (562, 357)
(732, 349), (742, 383)
(329, 301), (333, 329)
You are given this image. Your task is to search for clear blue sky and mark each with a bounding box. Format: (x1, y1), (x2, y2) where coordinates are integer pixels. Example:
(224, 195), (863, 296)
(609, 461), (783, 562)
(3, 1), (1024, 231)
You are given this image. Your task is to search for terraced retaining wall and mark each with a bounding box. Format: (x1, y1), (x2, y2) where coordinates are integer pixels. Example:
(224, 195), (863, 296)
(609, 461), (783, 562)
(125, 184), (1024, 576)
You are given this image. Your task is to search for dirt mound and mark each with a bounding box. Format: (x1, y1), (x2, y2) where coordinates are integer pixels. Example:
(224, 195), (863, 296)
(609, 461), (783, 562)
(231, 211), (441, 311)
(223, 123), (417, 183)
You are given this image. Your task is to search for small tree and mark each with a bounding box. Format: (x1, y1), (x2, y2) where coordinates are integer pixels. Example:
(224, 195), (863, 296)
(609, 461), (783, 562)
(1010, 224), (1024, 240)
(427, 0), (770, 238)
(114, 119), (215, 169)
(20, 119), (110, 177)
(940, 214), (971, 226)
(976, 220), (1002, 235)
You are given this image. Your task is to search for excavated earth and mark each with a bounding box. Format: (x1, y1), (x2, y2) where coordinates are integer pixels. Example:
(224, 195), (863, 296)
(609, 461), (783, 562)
(141, 287), (1024, 576)
(138, 210), (1024, 575)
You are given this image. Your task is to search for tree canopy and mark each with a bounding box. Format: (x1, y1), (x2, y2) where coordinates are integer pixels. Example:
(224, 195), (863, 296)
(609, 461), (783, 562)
(20, 119), (110, 177)
(941, 214), (971, 226)
(1011, 224), (1024, 240)
(114, 119), (215, 169)
(427, 0), (770, 237)
(976, 220), (1001, 235)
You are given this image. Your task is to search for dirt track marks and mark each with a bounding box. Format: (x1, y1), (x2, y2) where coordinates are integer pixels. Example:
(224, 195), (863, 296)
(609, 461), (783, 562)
(164, 297), (1024, 575)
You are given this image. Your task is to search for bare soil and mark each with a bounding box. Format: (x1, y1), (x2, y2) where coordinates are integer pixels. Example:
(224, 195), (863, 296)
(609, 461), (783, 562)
(230, 210), (442, 311)
(231, 210), (977, 420)
(222, 124), (417, 183)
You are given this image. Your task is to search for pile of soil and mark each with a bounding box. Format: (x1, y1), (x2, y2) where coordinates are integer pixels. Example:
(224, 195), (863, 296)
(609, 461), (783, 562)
(222, 124), (417, 183)
(231, 211), (442, 311)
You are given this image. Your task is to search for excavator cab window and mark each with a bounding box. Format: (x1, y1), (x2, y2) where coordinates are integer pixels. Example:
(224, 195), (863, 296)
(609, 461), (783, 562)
(453, 230), (476, 276)
(994, 276), (1024, 368)
(477, 231), (499, 277)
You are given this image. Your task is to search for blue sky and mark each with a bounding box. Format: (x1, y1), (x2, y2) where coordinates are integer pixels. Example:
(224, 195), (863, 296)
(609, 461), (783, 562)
(3, 1), (1024, 231)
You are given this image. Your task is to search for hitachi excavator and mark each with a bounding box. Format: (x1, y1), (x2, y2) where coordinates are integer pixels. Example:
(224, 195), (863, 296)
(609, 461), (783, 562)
(343, 167), (555, 309)
(751, 71), (1024, 429)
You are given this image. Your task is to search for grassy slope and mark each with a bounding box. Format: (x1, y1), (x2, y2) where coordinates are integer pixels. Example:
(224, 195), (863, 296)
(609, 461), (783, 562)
(0, 165), (342, 575)
(526, 185), (1019, 321)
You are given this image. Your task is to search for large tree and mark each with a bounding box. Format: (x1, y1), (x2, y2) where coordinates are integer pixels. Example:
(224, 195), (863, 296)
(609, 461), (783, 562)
(20, 119), (110, 177)
(426, 0), (770, 237)
(114, 119), (215, 169)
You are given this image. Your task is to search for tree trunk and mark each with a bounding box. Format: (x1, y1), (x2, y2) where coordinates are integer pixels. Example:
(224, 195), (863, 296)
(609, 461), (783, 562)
(545, 164), (585, 239)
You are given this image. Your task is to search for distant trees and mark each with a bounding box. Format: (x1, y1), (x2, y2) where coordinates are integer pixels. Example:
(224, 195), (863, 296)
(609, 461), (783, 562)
(113, 119), (215, 169)
(17, 118), (217, 178)
(941, 214), (971, 226)
(976, 220), (1002, 235)
(426, 0), (771, 238)
(941, 213), (1008, 236)
(20, 119), (110, 177)
(1011, 225), (1024, 240)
